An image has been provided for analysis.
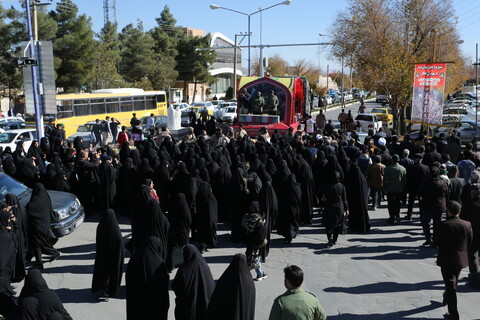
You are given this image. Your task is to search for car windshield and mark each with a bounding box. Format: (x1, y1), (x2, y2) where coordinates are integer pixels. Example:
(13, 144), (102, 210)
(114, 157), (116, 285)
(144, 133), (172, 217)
(372, 109), (386, 114)
(0, 174), (28, 201)
(77, 124), (93, 132)
(224, 107), (236, 113)
(193, 102), (206, 107)
(355, 115), (373, 121)
(0, 132), (17, 143)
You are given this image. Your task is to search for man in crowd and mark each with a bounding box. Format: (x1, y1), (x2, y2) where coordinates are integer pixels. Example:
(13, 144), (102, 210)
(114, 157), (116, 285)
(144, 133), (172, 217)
(460, 183), (480, 288)
(269, 265), (327, 320)
(383, 154), (407, 224)
(91, 119), (102, 147)
(419, 166), (449, 246)
(337, 109), (347, 131)
(100, 116), (112, 146)
(406, 153), (429, 220)
(435, 200), (472, 320)
(316, 110), (326, 132)
(251, 91), (265, 114)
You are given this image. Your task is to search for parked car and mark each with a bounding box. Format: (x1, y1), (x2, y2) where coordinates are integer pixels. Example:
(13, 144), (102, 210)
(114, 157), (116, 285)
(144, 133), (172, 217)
(409, 114), (470, 132)
(354, 113), (382, 132)
(375, 94), (389, 103)
(0, 117), (26, 131)
(216, 106), (237, 123)
(371, 107), (393, 124)
(0, 173), (85, 237)
(192, 101), (214, 112)
(67, 121), (121, 145)
(409, 120), (480, 145)
(171, 102), (190, 111)
(0, 129), (37, 151)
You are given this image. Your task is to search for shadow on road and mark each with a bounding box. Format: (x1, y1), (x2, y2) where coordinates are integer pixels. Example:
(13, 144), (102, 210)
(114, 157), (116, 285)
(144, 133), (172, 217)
(324, 280), (443, 294)
(326, 300), (444, 320)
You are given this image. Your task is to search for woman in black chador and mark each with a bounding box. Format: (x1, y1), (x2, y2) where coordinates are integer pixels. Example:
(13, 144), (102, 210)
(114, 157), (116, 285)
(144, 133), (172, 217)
(126, 236), (169, 320)
(137, 199), (170, 262)
(92, 209), (124, 299)
(167, 193), (192, 271)
(206, 254), (255, 320)
(6, 193), (28, 283)
(26, 183), (60, 269)
(344, 162), (371, 234)
(19, 269), (72, 320)
(171, 244), (215, 320)
(276, 170), (302, 244)
(195, 181), (218, 253)
(0, 210), (16, 284)
(322, 171), (349, 247)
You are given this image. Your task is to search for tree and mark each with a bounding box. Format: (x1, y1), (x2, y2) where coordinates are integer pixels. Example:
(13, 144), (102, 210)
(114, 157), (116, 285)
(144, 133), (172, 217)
(36, 6), (57, 41)
(50, 0), (97, 92)
(175, 34), (216, 102)
(148, 5), (180, 89)
(91, 22), (123, 89)
(330, 0), (466, 133)
(252, 53), (287, 77)
(291, 58), (322, 91)
(118, 21), (155, 88)
(0, 4), (24, 103)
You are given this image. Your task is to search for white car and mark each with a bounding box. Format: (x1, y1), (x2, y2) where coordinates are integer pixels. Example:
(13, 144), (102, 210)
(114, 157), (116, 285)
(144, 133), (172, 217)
(216, 106), (237, 123)
(0, 129), (37, 151)
(354, 113), (382, 132)
(375, 94), (389, 103)
(171, 103), (190, 111)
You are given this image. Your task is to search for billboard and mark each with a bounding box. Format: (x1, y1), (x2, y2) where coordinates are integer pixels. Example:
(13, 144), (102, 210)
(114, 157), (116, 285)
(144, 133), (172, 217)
(411, 63), (447, 126)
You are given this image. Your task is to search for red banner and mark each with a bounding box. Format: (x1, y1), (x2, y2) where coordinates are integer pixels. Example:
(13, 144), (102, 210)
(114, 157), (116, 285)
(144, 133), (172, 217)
(411, 63), (447, 126)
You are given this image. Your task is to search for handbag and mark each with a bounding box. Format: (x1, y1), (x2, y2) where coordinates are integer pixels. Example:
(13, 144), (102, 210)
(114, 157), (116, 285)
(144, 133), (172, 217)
(342, 215), (349, 235)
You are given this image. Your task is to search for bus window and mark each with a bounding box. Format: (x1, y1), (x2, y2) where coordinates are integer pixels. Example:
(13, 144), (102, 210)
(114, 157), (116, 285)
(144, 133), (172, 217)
(74, 104), (90, 116)
(57, 100), (73, 119)
(156, 94), (166, 103)
(90, 99), (106, 114)
(120, 97), (133, 112)
(106, 98), (120, 113)
(134, 96), (145, 111)
(146, 96), (156, 109)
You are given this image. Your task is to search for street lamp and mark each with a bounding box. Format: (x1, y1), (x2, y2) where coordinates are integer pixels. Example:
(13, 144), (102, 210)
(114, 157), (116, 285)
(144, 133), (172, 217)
(210, 1), (292, 76)
(473, 43), (479, 138)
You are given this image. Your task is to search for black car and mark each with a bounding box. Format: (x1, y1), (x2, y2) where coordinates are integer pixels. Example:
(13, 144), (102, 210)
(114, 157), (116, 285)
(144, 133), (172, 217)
(0, 173), (85, 237)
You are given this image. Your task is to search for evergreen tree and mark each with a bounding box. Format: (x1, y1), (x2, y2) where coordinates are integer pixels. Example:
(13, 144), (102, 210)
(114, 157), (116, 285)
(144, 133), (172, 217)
(148, 5), (180, 89)
(176, 34), (216, 102)
(118, 21), (155, 88)
(50, 0), (97, 92)
(0, 4), (24, 99)
(91, 21), (123, 89)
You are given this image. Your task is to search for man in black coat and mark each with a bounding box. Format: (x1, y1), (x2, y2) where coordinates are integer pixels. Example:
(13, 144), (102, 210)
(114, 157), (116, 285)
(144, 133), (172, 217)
(418, 167), (448, 246)
(435, 200), (473, 320)
(448, 165), (466, 204)
(406, 153), (429, 219)
(422, 142), (442, 167)
(460, 184), (480, 288)
(75, 150), (100, 214)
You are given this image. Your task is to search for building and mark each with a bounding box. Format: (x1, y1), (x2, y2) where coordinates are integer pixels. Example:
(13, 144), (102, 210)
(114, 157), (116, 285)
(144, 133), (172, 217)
(174, 28), (242, 103)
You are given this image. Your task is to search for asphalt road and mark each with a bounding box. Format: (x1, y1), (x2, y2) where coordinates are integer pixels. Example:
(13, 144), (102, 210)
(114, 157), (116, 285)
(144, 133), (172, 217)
(13, 197), (479, 320)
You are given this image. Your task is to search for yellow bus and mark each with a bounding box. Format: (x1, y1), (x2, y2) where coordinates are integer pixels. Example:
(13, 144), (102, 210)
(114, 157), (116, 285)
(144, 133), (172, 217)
(52, 88), (167, 138)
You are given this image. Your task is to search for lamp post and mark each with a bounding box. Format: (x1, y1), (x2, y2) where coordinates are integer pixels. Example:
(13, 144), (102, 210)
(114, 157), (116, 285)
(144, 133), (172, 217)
(210, 0), (292, 76)
(24, 0), (43, 139)
(474, 43), (479, 138)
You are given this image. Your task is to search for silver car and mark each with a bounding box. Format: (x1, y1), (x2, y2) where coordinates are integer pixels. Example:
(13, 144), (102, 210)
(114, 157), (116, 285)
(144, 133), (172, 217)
(0, 173), (85, 237)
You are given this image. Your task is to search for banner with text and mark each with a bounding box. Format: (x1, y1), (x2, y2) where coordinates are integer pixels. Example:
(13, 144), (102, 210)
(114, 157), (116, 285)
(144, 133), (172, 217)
(411, 63), (447, 126)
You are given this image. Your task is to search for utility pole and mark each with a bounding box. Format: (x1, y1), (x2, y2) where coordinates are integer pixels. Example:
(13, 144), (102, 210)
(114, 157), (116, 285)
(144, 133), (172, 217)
(475, 43), (478, 138)
(326, 64), (329, 91)
(341, 57), (345, 108)
(25, 0), (43, 139)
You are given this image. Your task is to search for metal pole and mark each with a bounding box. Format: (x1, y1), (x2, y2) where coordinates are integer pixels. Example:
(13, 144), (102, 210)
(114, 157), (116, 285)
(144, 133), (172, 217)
(341, 57), (345, 108)
(248, 15), (251, 76)
(25, 0), (43, 139)
(476, 43), (478, 137)
(259, 8), (264, 77)
(326, 64), (329, 90)
(33, 1), (38, 41)
(233, 34), (238, 93)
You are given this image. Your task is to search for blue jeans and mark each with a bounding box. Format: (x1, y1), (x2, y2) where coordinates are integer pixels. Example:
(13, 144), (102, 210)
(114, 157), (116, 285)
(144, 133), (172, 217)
(255, 256), (263, 277)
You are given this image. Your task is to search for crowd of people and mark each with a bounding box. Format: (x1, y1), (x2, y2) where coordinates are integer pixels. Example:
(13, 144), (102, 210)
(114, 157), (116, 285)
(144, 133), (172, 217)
(0, 107), (479, 319)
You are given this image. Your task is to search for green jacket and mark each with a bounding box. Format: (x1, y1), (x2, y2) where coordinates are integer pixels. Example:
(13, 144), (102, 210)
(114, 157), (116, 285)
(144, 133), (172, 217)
(383, 162), (407, 193)
(269, 288), (327, 320)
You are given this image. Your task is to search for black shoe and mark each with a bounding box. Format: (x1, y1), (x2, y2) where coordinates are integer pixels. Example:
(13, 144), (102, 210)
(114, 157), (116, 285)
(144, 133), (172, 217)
(50, 252), (60, 262)
(327, 240), (334, 247)
(404, 215), (412, 221)
(387, 218), (395, 224)
(33, 262), (44, 269)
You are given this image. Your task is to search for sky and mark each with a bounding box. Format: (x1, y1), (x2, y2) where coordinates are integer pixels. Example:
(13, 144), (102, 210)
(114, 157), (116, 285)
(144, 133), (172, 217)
(4, 0), (480, 72)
